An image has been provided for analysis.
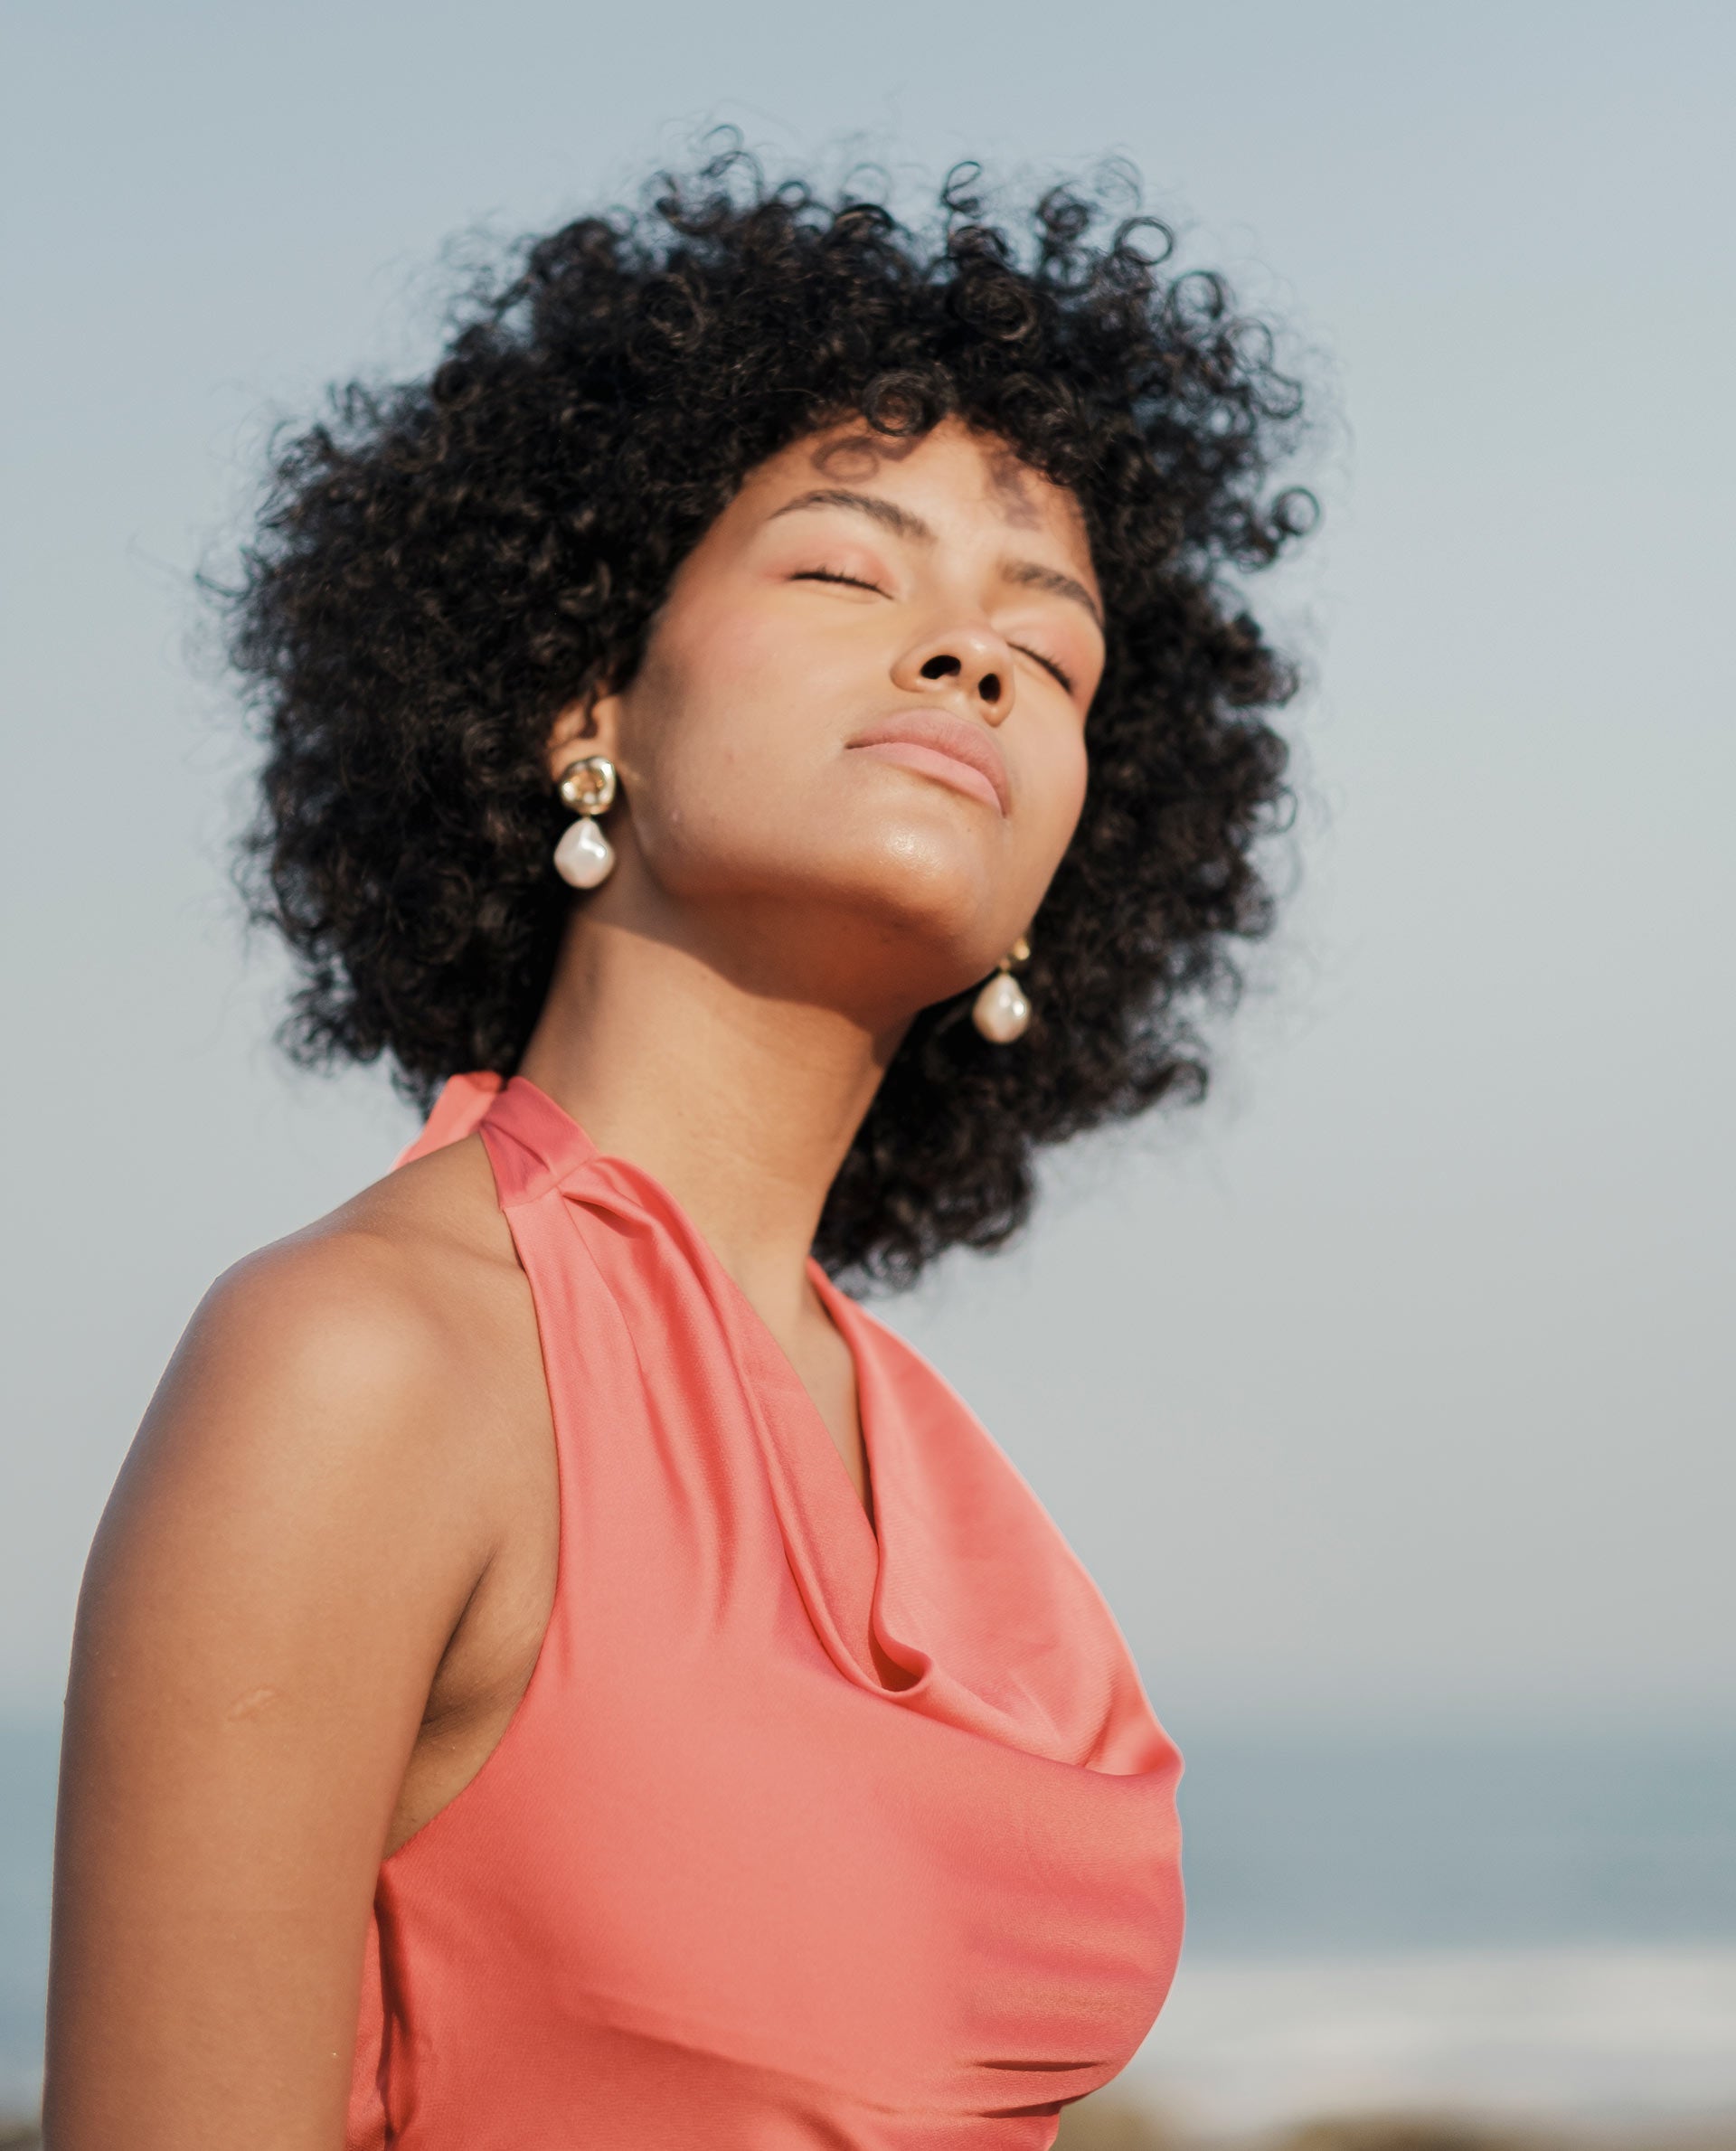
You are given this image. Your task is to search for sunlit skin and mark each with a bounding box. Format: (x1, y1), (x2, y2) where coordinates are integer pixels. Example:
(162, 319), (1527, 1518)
(43, 418), (1104, 2149)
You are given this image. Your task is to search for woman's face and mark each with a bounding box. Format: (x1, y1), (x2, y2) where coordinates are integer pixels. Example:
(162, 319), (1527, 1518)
(554, 415), (1106, 1022)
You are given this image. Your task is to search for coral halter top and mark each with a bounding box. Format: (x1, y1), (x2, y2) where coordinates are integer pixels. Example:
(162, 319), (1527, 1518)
(347, 1073), (1184, 2149)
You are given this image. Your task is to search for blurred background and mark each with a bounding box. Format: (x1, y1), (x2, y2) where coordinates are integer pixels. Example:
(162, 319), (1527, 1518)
(4, 0), (1733, 2138)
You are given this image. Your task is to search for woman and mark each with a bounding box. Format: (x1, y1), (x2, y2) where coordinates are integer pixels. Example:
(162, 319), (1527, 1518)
(44, 154), (1310, 2148)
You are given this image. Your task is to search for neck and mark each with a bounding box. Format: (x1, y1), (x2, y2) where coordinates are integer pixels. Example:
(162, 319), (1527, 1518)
(516, 906), (900, 1330)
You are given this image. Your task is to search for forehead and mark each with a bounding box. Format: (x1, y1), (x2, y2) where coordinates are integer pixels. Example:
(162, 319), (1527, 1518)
(743, 416), (1095, 569)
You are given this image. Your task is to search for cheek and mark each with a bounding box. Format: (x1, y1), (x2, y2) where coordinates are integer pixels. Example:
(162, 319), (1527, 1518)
(684, 594), (792, 705)
(617, 599), (838, 877)
(1023, 724), (1090, 879)
(623, 603), (752, 788)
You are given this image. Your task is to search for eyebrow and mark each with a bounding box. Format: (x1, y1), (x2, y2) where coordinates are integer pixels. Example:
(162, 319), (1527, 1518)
(771, 486), (933, 543)
(769, 486), (1104, 633)
(1001, 557), (1104, 633)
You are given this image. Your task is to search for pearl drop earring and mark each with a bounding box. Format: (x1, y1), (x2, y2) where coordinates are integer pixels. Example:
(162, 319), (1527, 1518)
(552, 756), (618, 888)
(972, 935), (1033, 1043)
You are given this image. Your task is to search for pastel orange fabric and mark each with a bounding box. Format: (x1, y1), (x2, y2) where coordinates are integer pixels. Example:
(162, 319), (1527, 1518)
(346, 1073), (1184, 2149)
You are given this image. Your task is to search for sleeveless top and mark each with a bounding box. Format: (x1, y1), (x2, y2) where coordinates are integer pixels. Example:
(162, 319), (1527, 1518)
(346, 1072), (1184, 2149)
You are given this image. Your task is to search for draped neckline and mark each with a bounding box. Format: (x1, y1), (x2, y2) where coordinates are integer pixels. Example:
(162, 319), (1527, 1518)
(401, 1068), (1156, 1759)
(441, 1074), (911, 1695)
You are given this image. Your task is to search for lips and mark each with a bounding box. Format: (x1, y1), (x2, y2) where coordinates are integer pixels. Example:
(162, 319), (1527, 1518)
(844, 711), (1011, 816)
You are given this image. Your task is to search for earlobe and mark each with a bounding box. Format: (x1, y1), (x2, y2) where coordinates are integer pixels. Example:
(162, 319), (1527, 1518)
(543, 684), (621, 783)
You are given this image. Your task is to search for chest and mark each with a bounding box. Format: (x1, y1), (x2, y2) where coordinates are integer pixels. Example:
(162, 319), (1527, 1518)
(390, 1571), (1183, 2121)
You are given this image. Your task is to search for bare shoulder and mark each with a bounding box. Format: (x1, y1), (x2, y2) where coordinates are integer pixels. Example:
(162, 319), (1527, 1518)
(201, 1132), (525, 1426)
(237, 1126), (523, 1357)
(94, 1131), (550, 1670)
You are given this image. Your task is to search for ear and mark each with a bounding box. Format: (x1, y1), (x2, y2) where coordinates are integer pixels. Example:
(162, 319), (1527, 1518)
(542, 681), (625, 787)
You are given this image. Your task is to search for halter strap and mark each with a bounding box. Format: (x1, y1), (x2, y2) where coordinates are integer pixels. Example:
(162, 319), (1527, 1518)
(392, 1070), (505, 1169)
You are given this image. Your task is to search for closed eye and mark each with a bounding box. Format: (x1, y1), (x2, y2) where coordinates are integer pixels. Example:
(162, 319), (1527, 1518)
(791, 568), (887, 595)
(1014, 644), (1076, 694)
(796, 570), (1075, 693)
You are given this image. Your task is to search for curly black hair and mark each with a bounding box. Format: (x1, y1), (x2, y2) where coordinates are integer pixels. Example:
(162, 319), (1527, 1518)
(223, 146), (1315, 1289)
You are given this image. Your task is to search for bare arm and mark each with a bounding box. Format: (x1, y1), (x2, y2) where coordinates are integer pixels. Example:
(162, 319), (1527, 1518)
(43, 1233), (500, 2150)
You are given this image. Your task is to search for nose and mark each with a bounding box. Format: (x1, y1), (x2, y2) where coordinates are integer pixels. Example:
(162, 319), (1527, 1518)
(892, 621), (1015, 722)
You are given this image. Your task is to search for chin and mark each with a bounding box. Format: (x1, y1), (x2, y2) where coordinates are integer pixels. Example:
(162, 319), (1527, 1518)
(646, 810), (1024, 995)
(821, 846), (1016, 999)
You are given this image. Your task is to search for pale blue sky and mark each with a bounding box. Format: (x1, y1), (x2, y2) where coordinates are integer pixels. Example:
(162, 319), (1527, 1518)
(4, 0), (1732, 1731)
